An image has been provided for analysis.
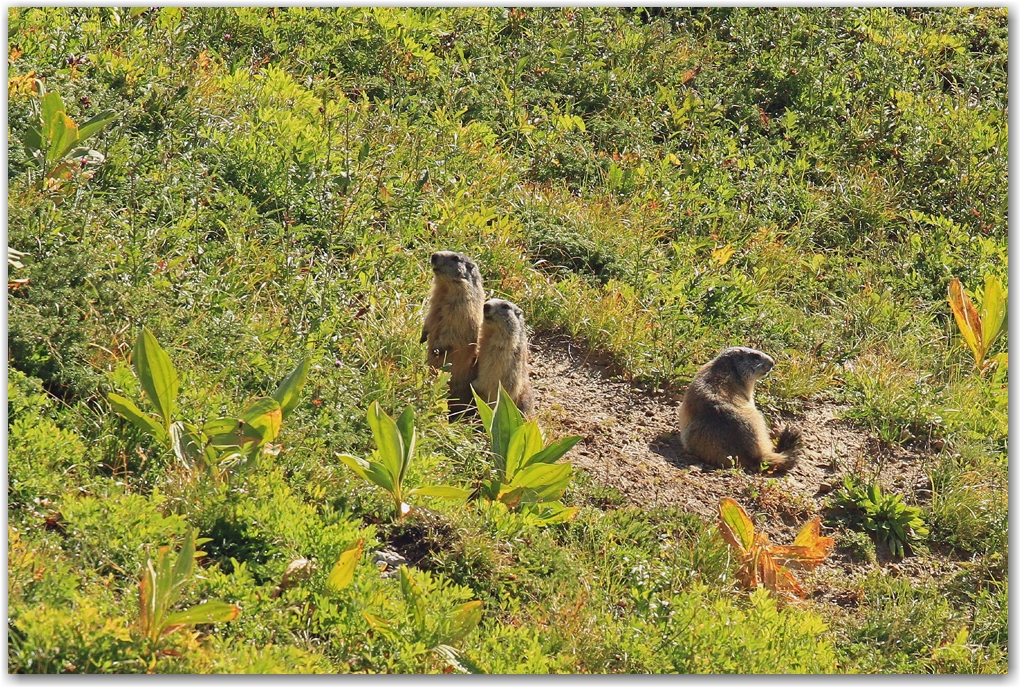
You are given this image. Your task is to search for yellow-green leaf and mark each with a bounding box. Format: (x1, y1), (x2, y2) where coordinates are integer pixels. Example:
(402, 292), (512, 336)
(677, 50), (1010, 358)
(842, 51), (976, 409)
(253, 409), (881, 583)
(979, 275), (1007, 353)
(447, 600), (484, 644)
(239, 397), (282, 445)
(162, 601), (240, 633)
(327, 538), (364, 593)
(271, 356), (310, 420)
(718, 498), (755, 553)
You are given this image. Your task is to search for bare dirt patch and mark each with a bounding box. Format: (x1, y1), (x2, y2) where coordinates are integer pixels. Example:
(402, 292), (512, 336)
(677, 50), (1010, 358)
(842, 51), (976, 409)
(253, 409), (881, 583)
(529, 332), (935, 541)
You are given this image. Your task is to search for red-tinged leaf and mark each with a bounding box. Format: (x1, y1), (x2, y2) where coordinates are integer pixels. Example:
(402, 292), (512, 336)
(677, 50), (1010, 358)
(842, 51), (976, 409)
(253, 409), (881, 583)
(948, 278), (983, 365)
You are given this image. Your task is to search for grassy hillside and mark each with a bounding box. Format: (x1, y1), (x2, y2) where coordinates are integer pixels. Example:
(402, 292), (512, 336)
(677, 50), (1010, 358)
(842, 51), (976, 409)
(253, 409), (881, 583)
(7, 7), (1007, 673)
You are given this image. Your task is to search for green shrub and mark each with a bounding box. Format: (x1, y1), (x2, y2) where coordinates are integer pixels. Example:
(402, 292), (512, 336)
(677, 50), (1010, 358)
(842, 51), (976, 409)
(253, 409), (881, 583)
(8, 368), (89, 512)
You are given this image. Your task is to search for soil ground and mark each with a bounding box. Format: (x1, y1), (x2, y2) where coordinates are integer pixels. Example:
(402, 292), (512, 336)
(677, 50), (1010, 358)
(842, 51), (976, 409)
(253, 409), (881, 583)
(528, 332), (950, 585)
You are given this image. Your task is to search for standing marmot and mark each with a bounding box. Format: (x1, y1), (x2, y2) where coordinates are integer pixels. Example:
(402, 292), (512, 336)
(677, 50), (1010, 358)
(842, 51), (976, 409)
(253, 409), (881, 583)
(677, 346), (803, 472)
(421, 251), (486, 412)
(473, 298), (534, 415)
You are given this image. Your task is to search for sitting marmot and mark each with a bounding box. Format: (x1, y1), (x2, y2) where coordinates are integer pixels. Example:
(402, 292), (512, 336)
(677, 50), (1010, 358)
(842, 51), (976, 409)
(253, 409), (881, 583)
(472, 298), (534, 415)
(421, 251), (485, 413)
(677, 346), (803, 472)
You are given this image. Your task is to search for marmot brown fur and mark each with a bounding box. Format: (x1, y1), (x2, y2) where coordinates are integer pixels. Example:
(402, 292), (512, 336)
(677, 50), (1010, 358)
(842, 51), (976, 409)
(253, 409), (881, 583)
(421, 251), (485, 413)
(677, 346), (803, 472)
(473, 298), (534, 415)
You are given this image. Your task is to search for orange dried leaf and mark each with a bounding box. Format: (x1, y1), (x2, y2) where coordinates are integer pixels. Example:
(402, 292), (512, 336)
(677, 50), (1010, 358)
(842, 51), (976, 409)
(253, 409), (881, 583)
(771, 517), (834, 570)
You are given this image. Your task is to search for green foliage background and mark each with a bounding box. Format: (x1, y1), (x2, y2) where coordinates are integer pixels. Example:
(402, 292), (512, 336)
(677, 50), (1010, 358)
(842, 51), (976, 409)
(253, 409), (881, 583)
(8, 7), (1007, 673)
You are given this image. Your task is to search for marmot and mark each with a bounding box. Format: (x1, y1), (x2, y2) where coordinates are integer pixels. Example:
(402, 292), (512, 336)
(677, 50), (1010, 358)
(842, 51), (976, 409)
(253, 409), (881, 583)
(677, 346), (803, 472)
(473, 298), (534, 415)
(421, 251), (486, 413)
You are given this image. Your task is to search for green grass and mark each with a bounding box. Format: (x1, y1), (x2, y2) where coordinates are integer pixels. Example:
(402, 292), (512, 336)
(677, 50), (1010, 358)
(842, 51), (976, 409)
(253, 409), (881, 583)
(7, 7), (1007, 673)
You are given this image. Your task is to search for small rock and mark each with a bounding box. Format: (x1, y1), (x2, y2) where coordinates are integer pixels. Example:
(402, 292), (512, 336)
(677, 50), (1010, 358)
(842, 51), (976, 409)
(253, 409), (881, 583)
(817, 482), (833, 495)
(373, 548), (407, 578)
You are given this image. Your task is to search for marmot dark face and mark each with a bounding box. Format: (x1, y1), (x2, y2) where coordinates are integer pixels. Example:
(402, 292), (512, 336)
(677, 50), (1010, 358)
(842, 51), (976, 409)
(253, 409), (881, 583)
(431, 251), (480, 284)
(483, 298), (524, 329)
(716, 346), (775, 383)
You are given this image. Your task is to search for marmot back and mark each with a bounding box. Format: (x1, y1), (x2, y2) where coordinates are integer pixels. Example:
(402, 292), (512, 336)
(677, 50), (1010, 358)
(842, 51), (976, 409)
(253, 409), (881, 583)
(421, 251), (486, 413)
(473, 298), (534, 415)
(677, 346), (803, 472)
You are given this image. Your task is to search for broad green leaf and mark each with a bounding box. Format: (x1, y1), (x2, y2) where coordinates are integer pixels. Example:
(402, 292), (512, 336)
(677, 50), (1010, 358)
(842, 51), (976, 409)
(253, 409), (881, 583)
(490, 384), (524, 473)
(129, 6), (148, 17)
(471, 386), (494, 433)
(524, 435), (581, 469)
(271, 356), (310, 420)
(74, 109), (117, 144)
(446, 600), (483, 644)
(162, 601), (240, 631)
(504, 423), (538, 483)
(204, 417), (241, 439)
(395, 405), (416, 485)
(23, 125), (42, 156)
(366, 402), (403, 490)
(108, 392), (168, 446)
(410, 485), (473, 499)
(948, 278), (983, 366)
(508, 462), (572, 503)
(327, 538), (364, 593)
(170, 528), (198, 600)
(40, 91), (64, 140)
(134, 327), (178, 429)
(718, 498), (755, 553)
(980, 275), (1007, 353)
(48, 111), (79, 165)
(338, 453), (396, 494)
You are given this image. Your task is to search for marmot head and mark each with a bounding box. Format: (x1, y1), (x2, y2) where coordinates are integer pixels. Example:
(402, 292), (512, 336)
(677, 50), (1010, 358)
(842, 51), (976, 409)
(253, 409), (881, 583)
(714, 346), (775, 385)
(483, 298), (525, 332)
(431, 251), (481, 285)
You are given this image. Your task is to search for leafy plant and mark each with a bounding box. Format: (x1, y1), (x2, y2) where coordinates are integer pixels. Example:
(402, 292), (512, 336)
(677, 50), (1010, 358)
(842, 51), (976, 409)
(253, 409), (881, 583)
(22, 84), (117, 186)
(137, 527), (240, 662)
(108, 327), (309, 481)
(948, 276), (1007, 372)
(830, 479), (929, 558)
(471, 384), (582, 525)
(338, 403), (471, 520)
(717, 498), (833, 599)
(362, 565), (484, 673)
